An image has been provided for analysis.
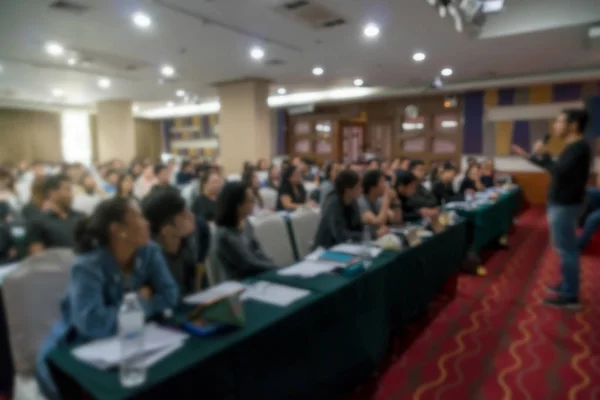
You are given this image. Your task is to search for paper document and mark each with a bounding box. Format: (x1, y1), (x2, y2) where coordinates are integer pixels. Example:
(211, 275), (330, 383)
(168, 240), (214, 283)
(73, 323), (188, 370)
(183, 281), (245, 305)
(330, 243), (383, 258)
(278, 260), (341, 278)
(304, 247), (325, 261)
(241, 281), (310, 307)
(0, 263), (19, 285)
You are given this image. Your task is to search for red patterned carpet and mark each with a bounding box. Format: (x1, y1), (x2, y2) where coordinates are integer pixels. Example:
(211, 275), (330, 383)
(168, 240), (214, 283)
(350, 207), (600, 400)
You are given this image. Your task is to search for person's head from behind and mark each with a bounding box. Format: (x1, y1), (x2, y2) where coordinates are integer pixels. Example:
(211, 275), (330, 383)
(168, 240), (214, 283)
(362, 169), (386, 198)
(394, 171), (418, 197)
(440, 164), (457, 184)
(242, 167), (259, 191)
(154, 164), (170, 184)
(44, 174), (72, 210)
(201, 170), (223, 197)
(76, 197), (149, 254)
(282, 165), (301, 185)
(466, 164), (481, 181)
(143, 190), (194, 243)
(117, 173), (134, 197)
(215, 181), (255, 228)
(554, 108), (589, 138)
(335, 169), (362, 204)
(408, 159), (426, 181)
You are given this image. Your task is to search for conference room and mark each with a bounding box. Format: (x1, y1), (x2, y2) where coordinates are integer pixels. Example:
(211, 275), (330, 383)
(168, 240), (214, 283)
(1, 0), (600, 399)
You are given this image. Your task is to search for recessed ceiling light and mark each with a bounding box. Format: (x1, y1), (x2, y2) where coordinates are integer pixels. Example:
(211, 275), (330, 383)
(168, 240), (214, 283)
(412, 52), (426, 62)
(363, 23), (380, 39)
(249, 46), (265, 60)
(167, 101), (174, 107)
(132, 12), (152, 29)
(98, 77), (111, 89)
(51, 88), (64, 97)
(441, 67), (453, 77)
(312, 66), (324, 76)
(160, 65), (175, 77)
(45, 42), (64, 57)
(353, 78), (364, 87)
(67, 58), (77, 66)
(277, 87), (286, 95)
(176, 89), (185, 97)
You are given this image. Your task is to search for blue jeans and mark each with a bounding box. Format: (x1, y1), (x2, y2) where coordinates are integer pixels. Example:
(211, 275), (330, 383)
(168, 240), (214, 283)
(579, 209), (600, 250)
(548, 204), (582, 298)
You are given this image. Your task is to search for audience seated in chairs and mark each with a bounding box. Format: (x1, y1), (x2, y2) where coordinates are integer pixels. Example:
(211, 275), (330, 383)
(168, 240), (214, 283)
(27, 174), (85, 255)
(264, 164), (280, 190)
(21, 176), (46, 222)
(318, 161), (342, 205)
(143, 189), (199, 296)
(357, 169), (397, 239)
(277, 165), (308, 211)
(394, 171), (421, 223)
(480, 159), (496, 188)
(192, 170), (223, 223)
(459, 163), (487, 195)
(116, 173), (138, 202)
(405, 160), (440, 221)
(242, 167), (266, 215)
(209, 181), (276, 282)
(313, 169), (363, 248)
(72, 173), (104, 216)
(133, 164), (156, 200)
(35, 197), (179, 400)
(432, 164), (462, 205)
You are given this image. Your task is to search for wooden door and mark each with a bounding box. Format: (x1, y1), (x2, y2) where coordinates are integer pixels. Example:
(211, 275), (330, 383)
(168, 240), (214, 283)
(368, 119), (393, 160)
(288, 117), (340, 165)
(340, 122), (365, 163)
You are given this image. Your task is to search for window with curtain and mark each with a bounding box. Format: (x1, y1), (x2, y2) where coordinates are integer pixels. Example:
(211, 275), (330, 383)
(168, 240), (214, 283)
(61, 110), (92, 165)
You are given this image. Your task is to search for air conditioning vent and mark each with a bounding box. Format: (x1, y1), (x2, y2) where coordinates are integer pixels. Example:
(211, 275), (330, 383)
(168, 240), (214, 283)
(283, 0), (309, 10)
(49, 0), (90, 14)
(265, 58), (285, 66)
(273, 1), (346, 30)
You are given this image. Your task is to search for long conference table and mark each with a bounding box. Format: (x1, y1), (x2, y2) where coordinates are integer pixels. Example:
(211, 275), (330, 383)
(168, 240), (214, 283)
(0, 188), (522, 399)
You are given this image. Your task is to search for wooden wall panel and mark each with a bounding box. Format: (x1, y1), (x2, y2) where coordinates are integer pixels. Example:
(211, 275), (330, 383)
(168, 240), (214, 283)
(135, 119), (162, 162)
(0, 108), (62, 163)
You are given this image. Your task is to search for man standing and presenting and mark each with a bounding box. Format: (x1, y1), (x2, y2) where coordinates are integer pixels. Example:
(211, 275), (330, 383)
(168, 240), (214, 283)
(512, 109), (592, 309)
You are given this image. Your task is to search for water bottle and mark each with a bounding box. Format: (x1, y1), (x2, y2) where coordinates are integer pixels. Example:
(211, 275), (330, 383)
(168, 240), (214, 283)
(361, 225), (373, 269)
(119, 292), (146, 388)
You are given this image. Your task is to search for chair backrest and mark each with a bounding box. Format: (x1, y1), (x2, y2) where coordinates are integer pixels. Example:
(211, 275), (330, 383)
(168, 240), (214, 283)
(251, 213), (295, 266)
(289, 209), (321, 259)
(2, 248), (75, 375)
(259, 187), (278, 210)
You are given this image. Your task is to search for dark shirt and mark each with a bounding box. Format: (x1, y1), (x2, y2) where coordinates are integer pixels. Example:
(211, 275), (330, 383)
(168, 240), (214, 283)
(27, 209), (84, 249)
(432, 181), (463, 205)
(176, 171), (195, 186)
(192, 195), (217, 222)
(313, 194), (363, 248)
(398, 194), (421, 223)
(458, 178), (477, 195)
(208, 223), (276, 282)
(276, 182), (307, 211)
(480, 174), (495, 188)
(529, 139), (592, 205)
(160, 236), (198, 296)
(405, 184), (438, 215)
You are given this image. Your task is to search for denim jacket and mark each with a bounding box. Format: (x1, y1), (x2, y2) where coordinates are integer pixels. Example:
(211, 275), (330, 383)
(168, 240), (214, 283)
(36, 242), (179, 399)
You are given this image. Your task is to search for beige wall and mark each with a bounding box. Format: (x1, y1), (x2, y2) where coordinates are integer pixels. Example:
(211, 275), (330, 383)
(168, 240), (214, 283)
(0, 108), (62, 163)
(135, 119), (162, 162)
(96, 100), (136, 163)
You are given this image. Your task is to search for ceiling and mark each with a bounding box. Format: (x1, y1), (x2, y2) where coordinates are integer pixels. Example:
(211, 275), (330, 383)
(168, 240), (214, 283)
(0, 0), (599, 117)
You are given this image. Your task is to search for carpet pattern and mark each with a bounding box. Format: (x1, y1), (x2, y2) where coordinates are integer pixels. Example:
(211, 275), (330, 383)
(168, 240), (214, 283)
(353, 207), (600, 400)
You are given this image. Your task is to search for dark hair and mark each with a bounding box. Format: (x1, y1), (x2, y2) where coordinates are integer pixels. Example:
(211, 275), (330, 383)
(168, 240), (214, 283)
(0, 168), (15, 192)
(154, 164), (167, 176)
(334, 169), (360, 196)
(563, 108), (589, 134)
(362, 169), (384, 194)
(180, 160), (191, 170)
(75, 197), (131, 253)
(408, 159), (425, 172)
(394, 170), (418, 188)
(443, 163), (456, 172)
(43, 174), (70, 197)
(241, 167), (263, 208)
(465, 163), (480, 178)
(215, 181), (249, 228)
(142, 189), (186, 236)
(117, 173), (134, 197)
(281, 165), (297, 184)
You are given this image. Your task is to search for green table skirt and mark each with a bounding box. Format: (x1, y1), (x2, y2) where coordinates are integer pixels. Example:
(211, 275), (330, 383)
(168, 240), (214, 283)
(454, 188), (521, 252)
(48, 221), (468, 400)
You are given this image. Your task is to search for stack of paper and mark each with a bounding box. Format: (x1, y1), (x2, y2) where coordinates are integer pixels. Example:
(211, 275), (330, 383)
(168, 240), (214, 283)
(241, 281), (310, 306)
(72, 323), (188, 370)
(183, 281), (245, 305)
(278, 260), (341, 278)
(330, 243), (383, 258)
